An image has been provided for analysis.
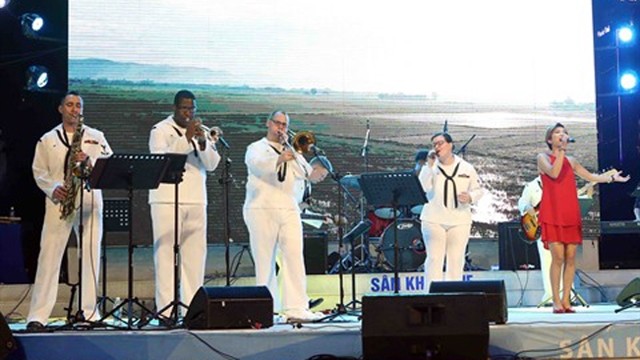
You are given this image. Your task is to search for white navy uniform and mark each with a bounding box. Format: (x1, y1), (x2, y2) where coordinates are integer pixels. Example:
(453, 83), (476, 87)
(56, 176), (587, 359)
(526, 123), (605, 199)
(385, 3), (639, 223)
(418, 155), (483, 291)
(148, 115), (220, 316)
(517, 177), (553, 302)
(243, 137), (313, 316)
(28, 124), (113, 324)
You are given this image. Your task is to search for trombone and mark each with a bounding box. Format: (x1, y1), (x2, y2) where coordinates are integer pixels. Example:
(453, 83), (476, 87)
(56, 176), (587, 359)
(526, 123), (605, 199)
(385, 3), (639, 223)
(285, 129), (318, 155)
(279, 130), (319, 177)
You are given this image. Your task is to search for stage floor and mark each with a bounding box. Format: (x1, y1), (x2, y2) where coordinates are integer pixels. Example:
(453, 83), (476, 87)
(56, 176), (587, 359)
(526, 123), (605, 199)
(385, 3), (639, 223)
(6, 304), (640, 360)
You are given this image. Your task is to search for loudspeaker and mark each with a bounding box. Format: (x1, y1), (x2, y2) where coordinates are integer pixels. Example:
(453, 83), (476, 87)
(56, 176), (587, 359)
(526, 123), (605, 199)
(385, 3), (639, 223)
(616, 277), (640, 306)
(0, 311), (17, 360)
(599, 233), (640, 269)
(303, 231), (328, 274)
(184, 286), (273, 330)
(362, 293), (489, 360)
(498, 221), (540, 271)
(430, 280), (508, 324)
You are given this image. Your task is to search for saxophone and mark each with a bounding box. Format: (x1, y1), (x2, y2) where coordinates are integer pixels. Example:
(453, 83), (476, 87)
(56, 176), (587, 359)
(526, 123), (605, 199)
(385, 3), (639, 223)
(59, 115), (86, 220)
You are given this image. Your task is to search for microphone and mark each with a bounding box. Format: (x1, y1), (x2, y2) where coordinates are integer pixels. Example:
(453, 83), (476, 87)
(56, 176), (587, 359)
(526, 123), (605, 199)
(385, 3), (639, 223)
(218, 137), (231, 149)
(361, 119), (370, 157)
(567, 137), (576, 143)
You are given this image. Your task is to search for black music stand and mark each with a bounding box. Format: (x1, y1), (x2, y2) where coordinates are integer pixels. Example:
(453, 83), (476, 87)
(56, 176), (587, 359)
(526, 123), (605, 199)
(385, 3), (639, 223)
(98, 198), (131, 318)
(151, 153), (187, 327)
(359, 171), (427, 294)
(89, 154), (170, 329)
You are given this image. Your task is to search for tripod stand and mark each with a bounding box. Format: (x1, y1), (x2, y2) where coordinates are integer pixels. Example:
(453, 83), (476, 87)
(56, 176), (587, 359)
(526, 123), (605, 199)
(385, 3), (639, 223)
(314, 154), (364, 320)
(90, 154), (171, 329)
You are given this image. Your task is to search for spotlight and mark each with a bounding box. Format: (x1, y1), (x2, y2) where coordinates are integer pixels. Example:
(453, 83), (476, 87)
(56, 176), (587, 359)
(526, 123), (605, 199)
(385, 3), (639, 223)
(617, 25), (635, 44)
(0, 0), (11, 9)
(20, 13), (44, 36)
(25, 65), (49, 91)
(619, 71), (638, 92)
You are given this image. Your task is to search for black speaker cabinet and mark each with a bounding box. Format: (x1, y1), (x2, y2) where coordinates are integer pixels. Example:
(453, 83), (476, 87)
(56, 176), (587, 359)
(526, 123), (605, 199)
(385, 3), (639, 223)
(303, 231), (328, 274)
(599, 233), (640, 269)
(184, 286), (273, 330)
(616, 277), (640, 306)
(362, 293), (489, 360)
(0, 311), (17, 360)
(430, 280), (508, 324)
(498, 221), (541, 271)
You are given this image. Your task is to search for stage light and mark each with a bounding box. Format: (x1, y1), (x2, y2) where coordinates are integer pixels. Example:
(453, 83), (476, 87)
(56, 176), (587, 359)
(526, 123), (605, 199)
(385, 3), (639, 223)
(617, 25), (634, 44)
(0, 0), (11, 9)
(25, 65), (49, 91)
(20, 13), (44, 36)
(619, 71), (638, 92)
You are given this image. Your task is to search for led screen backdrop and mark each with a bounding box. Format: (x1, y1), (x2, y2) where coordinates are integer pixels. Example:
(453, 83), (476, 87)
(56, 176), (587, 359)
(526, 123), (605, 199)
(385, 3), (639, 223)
(69, 0), (603, 245)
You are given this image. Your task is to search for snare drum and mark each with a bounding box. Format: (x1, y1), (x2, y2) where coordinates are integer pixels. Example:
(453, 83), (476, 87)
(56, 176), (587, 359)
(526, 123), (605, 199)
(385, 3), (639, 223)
(377, 219), (425, 271)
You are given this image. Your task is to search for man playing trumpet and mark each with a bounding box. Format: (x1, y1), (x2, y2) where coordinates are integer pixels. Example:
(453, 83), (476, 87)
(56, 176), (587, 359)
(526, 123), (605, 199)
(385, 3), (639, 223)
(148, 90), (221, 321)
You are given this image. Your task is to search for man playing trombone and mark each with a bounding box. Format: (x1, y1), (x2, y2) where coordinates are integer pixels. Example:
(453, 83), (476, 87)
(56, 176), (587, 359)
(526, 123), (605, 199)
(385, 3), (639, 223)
(243, 110), (322, 322)
(148, 90), (221, 320)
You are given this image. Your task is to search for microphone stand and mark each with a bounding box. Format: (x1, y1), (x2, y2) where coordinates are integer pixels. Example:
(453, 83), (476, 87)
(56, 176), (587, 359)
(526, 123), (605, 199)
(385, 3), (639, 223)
(454, 134), (476, 159)
(361, 119), (370, 174)
(453, 134), (478, 271)
(315, 149), (362, 321)
(218, 142), (233, 286)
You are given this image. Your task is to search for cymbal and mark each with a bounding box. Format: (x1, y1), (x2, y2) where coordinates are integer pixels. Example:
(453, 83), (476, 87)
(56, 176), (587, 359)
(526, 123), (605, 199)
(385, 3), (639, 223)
(339, 174), (361, 191)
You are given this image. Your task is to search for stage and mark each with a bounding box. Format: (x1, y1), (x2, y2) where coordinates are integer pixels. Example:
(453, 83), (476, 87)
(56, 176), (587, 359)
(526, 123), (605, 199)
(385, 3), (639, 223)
(4, 304), (640, 360)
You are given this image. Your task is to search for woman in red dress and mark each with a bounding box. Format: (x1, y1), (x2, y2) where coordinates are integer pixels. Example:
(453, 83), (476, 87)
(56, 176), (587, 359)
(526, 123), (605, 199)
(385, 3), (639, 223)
(537, 123), (629, 313)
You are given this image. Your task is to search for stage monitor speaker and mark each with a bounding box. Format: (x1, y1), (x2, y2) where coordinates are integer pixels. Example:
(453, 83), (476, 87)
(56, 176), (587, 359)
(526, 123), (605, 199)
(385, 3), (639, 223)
(0, 311), (17, 360)
(184, 286), (273, 330)
(303, 231), (328, 274)
(616, 277), (640, 307)
(498, 221), (540, 271)
(362, 293), (489, 360)
(430, 280), (508, 324)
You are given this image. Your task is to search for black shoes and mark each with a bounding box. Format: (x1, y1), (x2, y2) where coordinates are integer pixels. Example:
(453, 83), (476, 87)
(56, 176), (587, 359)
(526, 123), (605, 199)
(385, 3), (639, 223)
(309, 298), (324, 309)
(26, 321), (46, 332)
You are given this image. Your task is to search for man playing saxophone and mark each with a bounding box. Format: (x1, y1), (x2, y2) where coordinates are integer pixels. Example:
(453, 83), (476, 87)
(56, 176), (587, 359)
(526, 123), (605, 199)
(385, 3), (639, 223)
(27, 91), (113, 331)
(148, 90), (221, 321)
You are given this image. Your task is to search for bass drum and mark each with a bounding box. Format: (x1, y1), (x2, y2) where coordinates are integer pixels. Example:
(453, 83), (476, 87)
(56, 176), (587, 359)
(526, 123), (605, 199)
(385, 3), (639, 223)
(378, 219), (425, 271)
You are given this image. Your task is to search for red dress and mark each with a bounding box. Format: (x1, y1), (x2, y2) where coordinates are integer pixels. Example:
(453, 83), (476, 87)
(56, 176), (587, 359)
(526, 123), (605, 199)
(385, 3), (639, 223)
(538, 155), (582, 249)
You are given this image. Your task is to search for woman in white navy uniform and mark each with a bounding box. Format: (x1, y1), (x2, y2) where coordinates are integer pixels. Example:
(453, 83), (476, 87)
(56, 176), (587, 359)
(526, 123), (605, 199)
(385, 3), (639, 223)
(27, 91), (113, 330)
(148, 90), (220, 318)
(418, 132), (483, 291)
(243, 110), (321, 322)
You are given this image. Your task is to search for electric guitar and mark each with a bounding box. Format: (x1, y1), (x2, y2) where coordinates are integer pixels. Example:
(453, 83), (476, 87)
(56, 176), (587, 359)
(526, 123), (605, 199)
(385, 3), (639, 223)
(519, 168), (618, 242)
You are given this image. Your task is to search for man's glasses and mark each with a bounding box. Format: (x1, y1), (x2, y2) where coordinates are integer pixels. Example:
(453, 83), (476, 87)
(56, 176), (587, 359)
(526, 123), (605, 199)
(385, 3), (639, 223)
(270, 119), (288, 128)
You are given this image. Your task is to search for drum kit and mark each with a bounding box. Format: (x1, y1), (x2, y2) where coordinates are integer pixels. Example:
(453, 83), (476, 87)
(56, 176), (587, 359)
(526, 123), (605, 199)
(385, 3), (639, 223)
(338, 174), (427, 273)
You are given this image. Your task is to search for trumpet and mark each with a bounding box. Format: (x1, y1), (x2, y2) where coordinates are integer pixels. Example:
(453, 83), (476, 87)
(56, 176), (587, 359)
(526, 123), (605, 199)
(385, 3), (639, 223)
(198, 124), (222, 140)
(195, 122), (230, 149)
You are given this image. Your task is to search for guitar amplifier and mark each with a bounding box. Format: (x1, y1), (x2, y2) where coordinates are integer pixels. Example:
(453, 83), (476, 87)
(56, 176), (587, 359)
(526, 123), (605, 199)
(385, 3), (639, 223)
(498, 222), (541, 271)
(303, 231), (328, 274)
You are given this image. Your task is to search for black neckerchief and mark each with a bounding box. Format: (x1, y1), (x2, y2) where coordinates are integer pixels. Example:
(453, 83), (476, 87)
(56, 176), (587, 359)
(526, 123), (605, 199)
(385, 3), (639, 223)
(171, 125), (199, 158)
(56, 127), (83, 175)
(438, 162), (461, 208)
(269, 144), (287, 182)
